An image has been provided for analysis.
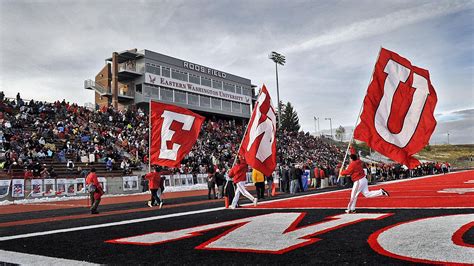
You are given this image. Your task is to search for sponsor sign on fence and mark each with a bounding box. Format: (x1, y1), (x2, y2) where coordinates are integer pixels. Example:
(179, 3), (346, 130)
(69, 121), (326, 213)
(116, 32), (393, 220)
(123, 176), (139, 191)
(31, 179), (43, 197)
(12, 179), (24, 197)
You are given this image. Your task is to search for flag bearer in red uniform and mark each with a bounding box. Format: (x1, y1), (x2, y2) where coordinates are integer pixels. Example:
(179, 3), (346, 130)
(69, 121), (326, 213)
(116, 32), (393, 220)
(228, 156), (257, 209)
(145, 167), (165, 208)
(340, 154), (389, 213)
(86, 168), (103, 214)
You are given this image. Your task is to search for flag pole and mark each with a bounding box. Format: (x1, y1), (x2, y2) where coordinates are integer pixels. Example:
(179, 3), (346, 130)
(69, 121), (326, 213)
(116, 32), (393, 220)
(337, 47), (383, 183)
(232, 87), (262, 168)
(148, 99), (152, 174)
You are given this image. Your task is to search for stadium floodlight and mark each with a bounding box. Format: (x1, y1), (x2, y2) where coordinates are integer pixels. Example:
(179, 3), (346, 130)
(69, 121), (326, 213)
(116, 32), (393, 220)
(325, 117), (333, 139)
(269, 51), (286, 129)
(269, 51), (286, 66)
(314, 117), (320, 136)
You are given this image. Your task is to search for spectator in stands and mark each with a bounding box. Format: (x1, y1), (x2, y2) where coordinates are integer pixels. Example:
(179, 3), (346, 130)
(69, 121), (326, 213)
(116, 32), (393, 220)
(57, 150), (66, 163)
(49, 166), (58, 179)
(24, 166), (33, 179)
(106, 158), (113, 171)
(40, 164), (49, 178)
(78, 167), (88, 179)
(66, 159), (75, 172)
(121, 159), (130, 174)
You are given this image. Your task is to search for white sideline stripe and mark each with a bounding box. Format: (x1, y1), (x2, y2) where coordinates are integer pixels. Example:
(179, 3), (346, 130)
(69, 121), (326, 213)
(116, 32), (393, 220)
(0, 207), (224, 242)
(0, 249), (98, 265)
(247, 207), (474, 210)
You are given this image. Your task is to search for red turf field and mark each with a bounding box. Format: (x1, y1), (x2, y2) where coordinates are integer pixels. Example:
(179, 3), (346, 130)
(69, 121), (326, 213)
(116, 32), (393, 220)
(254, 170), (474, 209)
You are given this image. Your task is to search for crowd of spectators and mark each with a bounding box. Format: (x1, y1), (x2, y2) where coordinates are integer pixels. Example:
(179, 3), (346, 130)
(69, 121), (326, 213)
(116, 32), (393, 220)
(364, 161), (451, 184)
(0, 93), (147, 178)
(1, 92), (446, 188)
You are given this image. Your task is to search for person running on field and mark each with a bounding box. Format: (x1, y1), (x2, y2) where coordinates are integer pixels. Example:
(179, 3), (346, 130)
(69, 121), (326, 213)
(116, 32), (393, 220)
(340, 154), (389, 213)
(228, 156), (257, 209)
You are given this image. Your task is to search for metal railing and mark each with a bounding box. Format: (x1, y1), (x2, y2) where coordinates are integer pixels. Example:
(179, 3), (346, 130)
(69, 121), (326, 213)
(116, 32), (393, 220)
(84, 79), (111, 95)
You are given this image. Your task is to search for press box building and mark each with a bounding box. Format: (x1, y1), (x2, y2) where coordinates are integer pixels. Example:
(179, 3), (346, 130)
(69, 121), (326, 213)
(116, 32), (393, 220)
(85, 49), (255, 119)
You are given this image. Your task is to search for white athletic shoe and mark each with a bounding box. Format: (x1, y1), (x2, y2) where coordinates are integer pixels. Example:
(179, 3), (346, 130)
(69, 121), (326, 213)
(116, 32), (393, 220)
(345, 209), (356, 214)
(229, 205), (236, 209)
(147, 201), (152, 207)
(253, 198), (258, 207)
(159, 201), (163, 209)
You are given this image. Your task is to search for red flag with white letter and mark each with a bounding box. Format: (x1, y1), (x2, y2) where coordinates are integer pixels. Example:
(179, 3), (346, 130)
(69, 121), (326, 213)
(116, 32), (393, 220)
(239, 85), (277, 176)
(150, 101), (205, 167)
(354, 48), (437, 168)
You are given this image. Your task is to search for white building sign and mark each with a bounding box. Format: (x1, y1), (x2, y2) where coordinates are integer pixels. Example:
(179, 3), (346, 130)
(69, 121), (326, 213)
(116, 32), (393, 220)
(183, 61), (227, 78)
(145, 73), (251, 104)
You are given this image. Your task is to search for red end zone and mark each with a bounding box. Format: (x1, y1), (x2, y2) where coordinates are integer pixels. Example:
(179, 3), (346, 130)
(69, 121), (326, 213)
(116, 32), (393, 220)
(253, 170), (474, 209)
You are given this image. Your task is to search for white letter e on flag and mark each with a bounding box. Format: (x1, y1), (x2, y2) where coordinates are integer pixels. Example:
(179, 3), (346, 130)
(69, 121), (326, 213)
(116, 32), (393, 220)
(159, 110), (195, 160)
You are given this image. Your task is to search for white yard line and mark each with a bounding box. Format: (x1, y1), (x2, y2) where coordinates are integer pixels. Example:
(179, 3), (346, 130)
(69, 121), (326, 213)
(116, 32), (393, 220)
(0, 249), (98, 265)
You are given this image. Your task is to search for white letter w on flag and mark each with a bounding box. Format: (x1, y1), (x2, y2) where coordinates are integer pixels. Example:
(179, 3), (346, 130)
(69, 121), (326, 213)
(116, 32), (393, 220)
(246, 90), (276, 162)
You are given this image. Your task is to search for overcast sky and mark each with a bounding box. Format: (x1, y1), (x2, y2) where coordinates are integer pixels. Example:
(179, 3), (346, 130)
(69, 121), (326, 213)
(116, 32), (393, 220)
(1, 0), (473, 144)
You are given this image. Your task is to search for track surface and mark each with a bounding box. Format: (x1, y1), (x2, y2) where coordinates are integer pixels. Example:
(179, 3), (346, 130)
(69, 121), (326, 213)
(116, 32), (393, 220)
(0, 171), (473, 265)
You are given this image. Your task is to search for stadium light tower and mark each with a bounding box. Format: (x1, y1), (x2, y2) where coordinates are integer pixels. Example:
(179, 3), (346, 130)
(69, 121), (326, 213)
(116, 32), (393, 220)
(314, 116), (320, 136)
(325, 117), (333, 139)
(269, 51), (285, 129)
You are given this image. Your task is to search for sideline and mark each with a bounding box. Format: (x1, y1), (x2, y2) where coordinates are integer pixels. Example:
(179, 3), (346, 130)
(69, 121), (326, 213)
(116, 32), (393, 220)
(0, 198), (221, 228)
(0, 207), (224, 242)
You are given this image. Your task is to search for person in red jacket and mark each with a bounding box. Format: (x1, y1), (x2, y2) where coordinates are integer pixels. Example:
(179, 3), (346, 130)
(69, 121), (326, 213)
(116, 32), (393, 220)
(145, 167), (163, 208)
(228, 156), (257, 209)
(86, 168), (103, 214)
(340, 154), (389, 214)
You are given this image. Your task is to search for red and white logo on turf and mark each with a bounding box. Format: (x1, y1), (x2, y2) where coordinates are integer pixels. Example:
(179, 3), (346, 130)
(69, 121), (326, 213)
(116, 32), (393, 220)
(149, 101), (205, 167)
(239, 85), (277, 176)
(107, 212), (391, 254)
(354, 48), (437, 168)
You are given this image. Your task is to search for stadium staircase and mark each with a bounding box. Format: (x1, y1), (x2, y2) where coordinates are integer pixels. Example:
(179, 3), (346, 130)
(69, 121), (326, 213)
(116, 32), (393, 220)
(84, 79), (111, 96)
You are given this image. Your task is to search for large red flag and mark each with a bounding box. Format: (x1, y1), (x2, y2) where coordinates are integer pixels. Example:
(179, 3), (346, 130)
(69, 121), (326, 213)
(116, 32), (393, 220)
(239, 85), (277, 176)
(354, 48), (437, 168)
(150, 101), (205, 167)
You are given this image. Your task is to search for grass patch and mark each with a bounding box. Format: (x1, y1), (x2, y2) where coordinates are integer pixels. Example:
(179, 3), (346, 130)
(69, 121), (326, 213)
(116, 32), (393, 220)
(416, 144), (474, 169)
